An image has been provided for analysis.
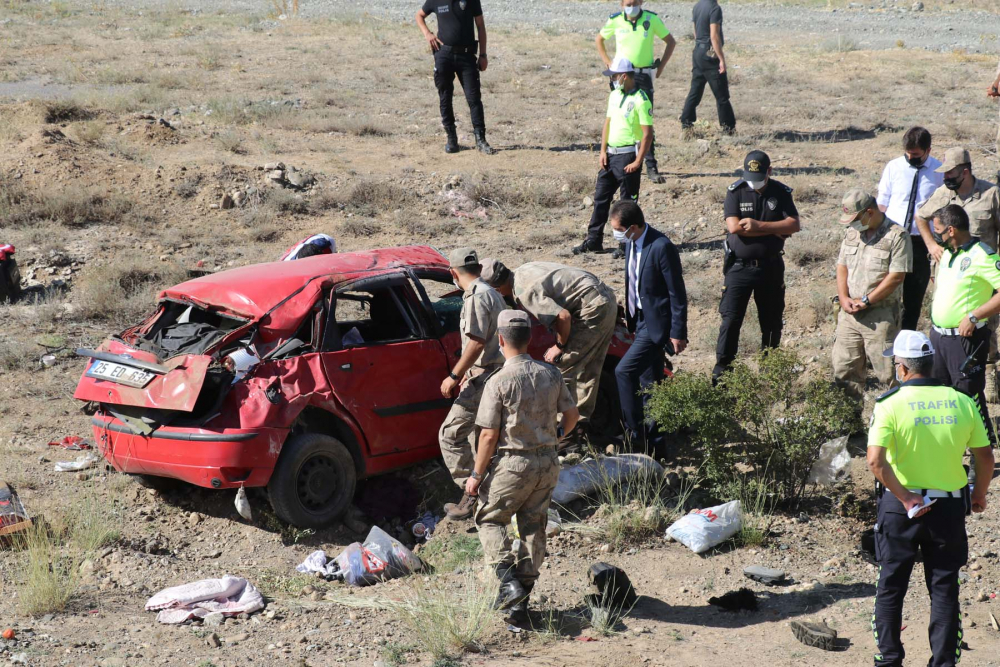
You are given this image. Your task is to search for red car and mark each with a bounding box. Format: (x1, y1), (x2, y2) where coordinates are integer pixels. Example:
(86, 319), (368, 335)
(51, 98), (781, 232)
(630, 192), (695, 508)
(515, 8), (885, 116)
(75, 246), (633, 527)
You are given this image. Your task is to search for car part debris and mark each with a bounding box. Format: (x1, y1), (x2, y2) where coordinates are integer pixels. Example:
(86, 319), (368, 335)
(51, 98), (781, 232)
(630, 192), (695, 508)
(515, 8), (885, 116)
(708, 588), (758, 612)
(666, 500), (742, 554)
(743, 565), (786, 585)
(54, 451), (101, 472)
(790, 620), (838, 651)
(0, 483), (32, 538)
(145, 575), (265, 624)
(48, 435), (92, 451)
(586, 562), (638, 610)
(295, 526), (424, 586)
(234, 485), (252, 522)
(0, 243), (21, 304)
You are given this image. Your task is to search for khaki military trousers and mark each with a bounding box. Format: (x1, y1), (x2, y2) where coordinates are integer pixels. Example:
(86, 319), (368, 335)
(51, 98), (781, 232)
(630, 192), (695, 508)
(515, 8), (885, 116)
(557, 286), (618, 422)
(832, 303), (899, 401)
(475, 448), (560, 587)
(439, 366), (498, 489)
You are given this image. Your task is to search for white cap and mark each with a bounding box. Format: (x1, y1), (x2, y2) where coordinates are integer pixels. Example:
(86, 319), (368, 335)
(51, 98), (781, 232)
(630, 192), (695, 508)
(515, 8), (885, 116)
(603, 56), (635, 76)
(882, 330), (935, 358)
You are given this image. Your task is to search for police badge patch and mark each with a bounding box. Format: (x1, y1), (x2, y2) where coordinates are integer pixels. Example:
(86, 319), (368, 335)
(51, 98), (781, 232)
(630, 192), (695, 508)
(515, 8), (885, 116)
(766, 198), (777, 211)
(961, 257), (972, 272)
(995, 260), (1000, 271)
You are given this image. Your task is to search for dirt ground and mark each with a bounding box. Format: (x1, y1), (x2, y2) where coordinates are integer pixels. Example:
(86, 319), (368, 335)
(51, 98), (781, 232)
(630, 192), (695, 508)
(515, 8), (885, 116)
(2, 1), (1000, 666)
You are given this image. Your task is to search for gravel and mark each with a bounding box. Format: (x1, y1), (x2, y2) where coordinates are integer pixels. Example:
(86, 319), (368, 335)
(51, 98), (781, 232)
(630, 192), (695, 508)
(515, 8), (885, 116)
(67, 0), (999, 53)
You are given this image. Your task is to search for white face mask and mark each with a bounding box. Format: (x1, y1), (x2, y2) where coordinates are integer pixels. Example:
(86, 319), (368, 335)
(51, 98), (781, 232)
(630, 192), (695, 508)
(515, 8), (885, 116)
(612, 228), (629, 242)
(624, 5), (641, 17)
(895, 365), (904, 383)
(612, 79), (622, 90)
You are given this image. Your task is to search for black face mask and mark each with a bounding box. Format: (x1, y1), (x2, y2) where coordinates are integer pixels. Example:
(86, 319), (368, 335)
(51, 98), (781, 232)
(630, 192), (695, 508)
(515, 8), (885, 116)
(905, 154), (925, 168)
(931, 226), (948, 245)
(944, 176), (963, 191)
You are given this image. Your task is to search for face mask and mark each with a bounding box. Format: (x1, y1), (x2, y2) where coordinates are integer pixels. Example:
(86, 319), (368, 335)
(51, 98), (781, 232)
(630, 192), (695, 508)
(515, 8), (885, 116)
(905, 154), (925, 168)
(612, 228), (629, 242)
(624, 5), (641, 17)
(849, 219), (867, 232)
(612, 79), (622, 90)
(944, 175), (963, 191)
(895, 365), (904, 383)
(931, 226), (947, 245)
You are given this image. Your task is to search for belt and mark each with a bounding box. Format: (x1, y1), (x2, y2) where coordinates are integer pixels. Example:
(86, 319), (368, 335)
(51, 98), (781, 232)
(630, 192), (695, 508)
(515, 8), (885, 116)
(607, 144), (638, 155)
(736, 256), (782, 267)
(634, 66), (656, 75)
(497, 447), (556, 457)
(439, 44), (477, 54)
(932, 322), (987, 335)
(905, 487), (964, 499)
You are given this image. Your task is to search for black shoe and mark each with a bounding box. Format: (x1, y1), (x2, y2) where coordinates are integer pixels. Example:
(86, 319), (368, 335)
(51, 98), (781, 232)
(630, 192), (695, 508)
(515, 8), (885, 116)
(444, 126), (459, 154)
(572, 240), (603, 255)
(611, 242), (625, 260)
(494, 564), (526, 610)
(505, 583), (532, 625)
(646, 164), (665, 184)
(790, 621), (838, 651)
(474, 129), (496, 155)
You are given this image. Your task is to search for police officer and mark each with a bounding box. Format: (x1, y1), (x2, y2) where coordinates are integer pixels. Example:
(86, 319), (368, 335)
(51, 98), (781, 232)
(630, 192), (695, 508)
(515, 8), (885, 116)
(573, 56), (653, 257)
(480, 259), (618, 445)
(467, 310), (580, 623)
(438, 247), (506, 520)
(917, 147), (1000, 257)
(416, 0), (495, 155)
(712, 150), (800, 381)
(597, 0), (677, 184)
(679, 0), (736, 133)
(868, 329), (993, 667)
(833, 189), (913, 401)
(927, 204), (1000, 446)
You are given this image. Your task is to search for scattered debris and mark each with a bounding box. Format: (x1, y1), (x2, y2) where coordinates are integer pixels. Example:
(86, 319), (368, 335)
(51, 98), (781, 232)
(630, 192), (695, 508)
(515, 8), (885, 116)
(708, 588), (758, 612)
(586, 563), (638, 609)
(666, 500), (742, 554)
(295, 526), (424, 586)
(2, 628), (15, 640)
(991, 612), (999, 631)
(47, 435), (92, 451)
(807, 436), (851, 486)
(790, 620), (838, 651)
(145, 575), (265, 624)
(743, 565), (786, 585)
(234, 485), (252, 522)
(552, 454), (664, 505)
(0, 243), (21, 304)
(54, 451), (101, 472)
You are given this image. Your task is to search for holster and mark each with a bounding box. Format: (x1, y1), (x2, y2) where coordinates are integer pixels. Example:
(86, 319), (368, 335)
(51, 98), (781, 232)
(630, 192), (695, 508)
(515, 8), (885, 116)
(722, 240), (736, 276)
(875, 480), (884, 499)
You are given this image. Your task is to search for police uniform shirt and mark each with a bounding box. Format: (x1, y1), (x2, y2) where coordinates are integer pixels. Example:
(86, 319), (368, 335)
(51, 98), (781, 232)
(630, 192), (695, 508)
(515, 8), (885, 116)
(599, 10), (670, 69)
(917, 178), (1000, 252)
(692, 0), (723, 45)
(930, 239), (1000, 328)
(868, 379), (990, 492)
(460, 277), (506, 370)
(836, 217), (913, 304)
(513, 262), (605, 327)
(606, 87), (653, 148)
(421, 0), (482, 47)
(475, 354), (577, 452)
(723, 179), (799, 260)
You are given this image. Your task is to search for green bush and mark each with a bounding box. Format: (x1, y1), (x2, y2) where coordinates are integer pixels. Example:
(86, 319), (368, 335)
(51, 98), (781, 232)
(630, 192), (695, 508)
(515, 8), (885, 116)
(646, 349), (859, 506)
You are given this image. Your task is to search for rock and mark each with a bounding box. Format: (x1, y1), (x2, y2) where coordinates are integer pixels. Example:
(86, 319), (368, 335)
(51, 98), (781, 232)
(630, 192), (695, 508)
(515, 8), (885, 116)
(599, 543), (611, 553)
(79, 559), (97, 575)
(224, 632), (250, 645)
(220, 193), (235, 210)
(203, 612), (225, 627)
(232, 191), (247, 207)
(978, 589), (990, 602)
(562, 452), (581, 466)
(188, 512), (202, 526)
(267, 169), (285, 182)
(11, 653), (27, 664)
(263, 162), (285, 171)
(642, 506), (663, 529)
(206, 632), (221, 648)
(822, 557), (842, 570)
(912, 1), (923, 9)
(696, 139), (710, 155)
(287, 171), (315, 189)
(971, 562), (983, 572)
(561, 184), (570, 193)
(743, 565), (786, 585)
(583, 196), (594, 207)
(605, 444), (616, 456)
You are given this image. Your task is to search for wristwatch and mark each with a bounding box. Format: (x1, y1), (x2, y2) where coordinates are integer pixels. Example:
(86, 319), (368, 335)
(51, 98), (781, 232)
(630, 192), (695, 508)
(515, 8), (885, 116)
(470, 470), (482, 480)
(969, 314), (980, 325)
(860, 294), (870, 306)
(555, 340), (567, 350)
(448, 371), (459, 381)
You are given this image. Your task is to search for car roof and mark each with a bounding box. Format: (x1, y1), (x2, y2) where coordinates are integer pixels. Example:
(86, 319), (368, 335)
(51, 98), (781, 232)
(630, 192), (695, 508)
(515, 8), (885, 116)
(158, 245), (449, 323)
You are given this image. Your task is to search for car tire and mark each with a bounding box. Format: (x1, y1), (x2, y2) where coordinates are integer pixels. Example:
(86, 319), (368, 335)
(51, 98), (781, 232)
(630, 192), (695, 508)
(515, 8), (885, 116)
(268, 433), (357, 529)
(131, 474), (183, 492)
(587, 368), (624, 443)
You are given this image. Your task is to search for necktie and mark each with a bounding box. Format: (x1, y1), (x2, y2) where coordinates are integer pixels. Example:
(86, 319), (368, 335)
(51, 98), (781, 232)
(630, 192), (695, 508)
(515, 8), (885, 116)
(627, 243), (638, 317)
(903, 164), (923, 233)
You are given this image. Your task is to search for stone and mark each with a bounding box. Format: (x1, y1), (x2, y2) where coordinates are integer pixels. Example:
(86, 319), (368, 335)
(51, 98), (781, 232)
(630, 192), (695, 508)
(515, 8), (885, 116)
(263, 162), (285, 171)
(220, 194), (235, 210)
(11, 653), (27, 664)
(233, 191), (247, 207)
(583, 196), (594, 207)
(224, 632), (250, 644)
(743, 565), (786, 585)
(977, 589), (990, 602)
(971, 562), (983, 572)
(823, 557), (842, 570)
(203, 612), (225, 627)
(286, 170), (315, 188)
(267, 170), (285, 182)
(912, 1), (923, 9)
(188, 512), (202, 526)
(79, 559), (97, 575)
(642, 506), (662, 529)
(696, 139), (711, 155)
(206, 632), (221, 648)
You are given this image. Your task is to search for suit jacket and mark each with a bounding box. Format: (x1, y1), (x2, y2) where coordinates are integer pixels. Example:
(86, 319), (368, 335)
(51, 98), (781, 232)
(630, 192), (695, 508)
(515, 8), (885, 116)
(624, 226), (688, 349)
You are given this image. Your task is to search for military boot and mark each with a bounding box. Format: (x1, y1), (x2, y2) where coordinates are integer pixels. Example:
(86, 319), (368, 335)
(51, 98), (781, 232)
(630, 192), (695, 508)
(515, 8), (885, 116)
(443, 492), (476, 520)
(444, 126), (459, 154)
(474, 129), (496, 155)
(645, 162), (666, 184)
(506, 582), (532, 625)
(493, 564), (526, 610)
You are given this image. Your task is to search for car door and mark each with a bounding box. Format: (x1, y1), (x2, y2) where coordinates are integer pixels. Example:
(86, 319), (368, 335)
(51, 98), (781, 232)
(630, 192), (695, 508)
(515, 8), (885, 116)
(320, 273), (453, 457)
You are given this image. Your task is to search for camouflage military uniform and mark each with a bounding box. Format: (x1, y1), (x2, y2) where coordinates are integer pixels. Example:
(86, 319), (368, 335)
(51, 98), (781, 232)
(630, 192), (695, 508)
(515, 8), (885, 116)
(438, 277), (506, 488)
(832, 217), (913, 400)
(474, 354), (575, 588)
(512, 262), (618, 421)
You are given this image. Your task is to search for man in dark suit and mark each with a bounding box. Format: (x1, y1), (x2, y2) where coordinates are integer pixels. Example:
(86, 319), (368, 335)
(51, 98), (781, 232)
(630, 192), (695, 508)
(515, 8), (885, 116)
(610, 201), (688, 456)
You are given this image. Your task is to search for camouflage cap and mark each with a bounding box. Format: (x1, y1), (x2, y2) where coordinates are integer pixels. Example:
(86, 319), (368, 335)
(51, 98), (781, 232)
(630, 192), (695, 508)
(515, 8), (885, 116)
(480, 258), (511, 287)
(497, 309), (530, 329)
(936, 147), (972, 173)
(839, 188), (876, 223)
(448, 247), (480, 269)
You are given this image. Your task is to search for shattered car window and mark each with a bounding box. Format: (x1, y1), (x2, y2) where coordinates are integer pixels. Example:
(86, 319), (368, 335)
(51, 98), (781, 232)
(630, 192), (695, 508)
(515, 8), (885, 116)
(416, 273), (462, 333)
(332, 287), (420, 348)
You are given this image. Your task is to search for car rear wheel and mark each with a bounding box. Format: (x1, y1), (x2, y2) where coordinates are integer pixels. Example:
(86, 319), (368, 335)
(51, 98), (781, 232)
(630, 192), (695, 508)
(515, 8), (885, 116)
(268, 433), (356, 529)
(587, 368), (624, 444)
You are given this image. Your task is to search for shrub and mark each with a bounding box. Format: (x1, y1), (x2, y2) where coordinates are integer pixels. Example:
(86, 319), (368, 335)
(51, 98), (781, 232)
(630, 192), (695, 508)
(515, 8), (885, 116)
(75, 261), (188, 324)
(0, 177), (135, 228)
(10, 524), (77, 616)
(646, 349), (859, 506)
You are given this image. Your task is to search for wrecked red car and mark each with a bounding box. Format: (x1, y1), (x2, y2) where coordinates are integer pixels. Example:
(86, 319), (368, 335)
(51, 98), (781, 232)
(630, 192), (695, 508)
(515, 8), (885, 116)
(75, 246), (634, 527)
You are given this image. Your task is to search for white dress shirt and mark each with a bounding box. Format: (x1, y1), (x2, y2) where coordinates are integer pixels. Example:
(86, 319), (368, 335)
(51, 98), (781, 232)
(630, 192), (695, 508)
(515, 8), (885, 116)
(876, 155), (944, 235)
(629, 225), (650, 310)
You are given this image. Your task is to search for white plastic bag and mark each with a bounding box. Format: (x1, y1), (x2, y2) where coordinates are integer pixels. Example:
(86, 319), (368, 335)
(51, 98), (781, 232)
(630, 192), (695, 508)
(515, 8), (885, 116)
(552, 454), (664, 505)
(235, 485), (252, 521)
(807, 435), (851, 486)
(665, 500), (742, 554)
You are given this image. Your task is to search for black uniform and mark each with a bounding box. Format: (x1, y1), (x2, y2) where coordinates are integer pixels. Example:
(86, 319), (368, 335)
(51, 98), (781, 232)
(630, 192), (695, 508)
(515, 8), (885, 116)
(713, 178), (797, 380)
(423, 0), (486, 134)
(679, 0), (735, 132)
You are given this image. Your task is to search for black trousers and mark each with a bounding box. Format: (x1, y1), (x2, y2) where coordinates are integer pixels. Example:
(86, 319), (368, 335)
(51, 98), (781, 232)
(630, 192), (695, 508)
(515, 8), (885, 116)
(586, 152), (642, 247)
(433, 47), (485, 132)
(713, 259), (785, 380)
(679, 45), (736, 131)
(901, 235), (931, 331)
(614, 312), (667, 457)
(873, 492), (967, 667)
(930, 326), (997, 445)
(634, 72), (658, 172)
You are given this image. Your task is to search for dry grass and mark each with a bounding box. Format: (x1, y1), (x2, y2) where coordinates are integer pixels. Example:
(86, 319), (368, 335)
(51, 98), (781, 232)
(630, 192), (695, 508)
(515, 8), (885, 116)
(9, 524), (77, 617)
(74, 261), (188, 324)
(70, 480), (125, 555)
(0, 336), (37, 372)
(0, 176), (136, 228)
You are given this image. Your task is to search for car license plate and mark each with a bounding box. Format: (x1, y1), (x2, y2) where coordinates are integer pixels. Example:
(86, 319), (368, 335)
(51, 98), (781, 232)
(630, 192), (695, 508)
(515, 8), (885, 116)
(86, 360), (155, 388)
